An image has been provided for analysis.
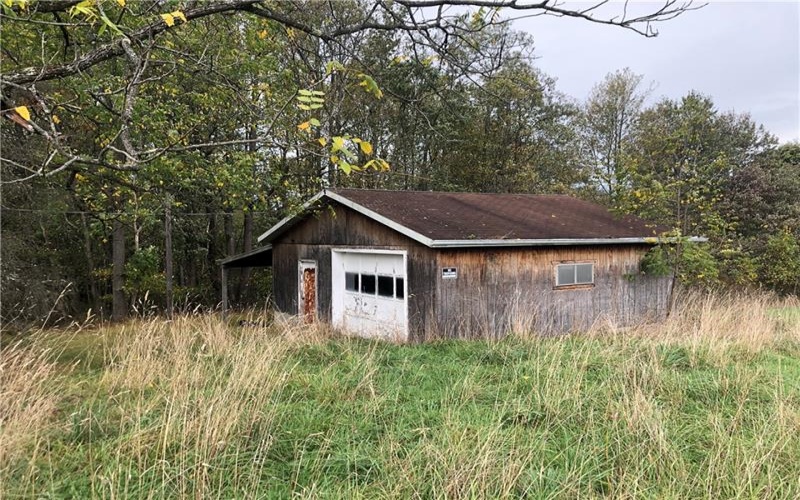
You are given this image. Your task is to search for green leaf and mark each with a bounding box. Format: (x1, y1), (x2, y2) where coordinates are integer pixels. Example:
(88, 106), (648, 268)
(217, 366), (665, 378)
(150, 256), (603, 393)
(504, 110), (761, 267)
(100, 13), (123, 35)
(325, 60), (346, 75)
(357, 73), (383, 99)
(309, 118), (321, 127)
(70, 0), (97, 19)
(337, 159), (352, 175)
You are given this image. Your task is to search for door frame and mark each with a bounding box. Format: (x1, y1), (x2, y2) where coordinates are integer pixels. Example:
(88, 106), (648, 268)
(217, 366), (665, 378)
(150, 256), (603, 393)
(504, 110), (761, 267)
(330, 248), (408, 341)
(298, 260), (318, 321)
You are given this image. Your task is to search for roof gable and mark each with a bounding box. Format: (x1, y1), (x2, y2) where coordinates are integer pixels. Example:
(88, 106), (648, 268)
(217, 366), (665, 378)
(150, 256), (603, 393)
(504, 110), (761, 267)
(257, 189), (672, 248)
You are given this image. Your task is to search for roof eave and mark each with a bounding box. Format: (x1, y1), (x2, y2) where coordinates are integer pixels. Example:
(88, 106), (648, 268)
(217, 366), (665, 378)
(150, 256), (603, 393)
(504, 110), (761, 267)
(428, 236), (708, 248)
(324, 190), (434, 246)
(256, 191), (326, 243)
(220, 244), (273, 268)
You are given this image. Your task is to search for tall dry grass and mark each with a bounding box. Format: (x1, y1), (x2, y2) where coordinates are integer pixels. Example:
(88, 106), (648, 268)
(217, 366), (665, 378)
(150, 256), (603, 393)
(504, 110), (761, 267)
(1, 292), (798, 498)
(0, 340), (62, 471)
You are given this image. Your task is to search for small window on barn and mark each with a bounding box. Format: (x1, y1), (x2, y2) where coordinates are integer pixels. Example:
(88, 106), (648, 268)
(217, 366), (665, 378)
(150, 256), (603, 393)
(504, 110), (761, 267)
(556, 263), (594, 287)
(360, 274), (376, 294)
(377, 275), (394, 297)
(345, 272), (359, 292)
(395, 277), (405, 299)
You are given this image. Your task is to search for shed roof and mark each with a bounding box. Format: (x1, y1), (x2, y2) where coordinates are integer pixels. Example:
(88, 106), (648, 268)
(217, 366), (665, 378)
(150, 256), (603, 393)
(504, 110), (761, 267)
(257, 189), (679, 249)
(331, 189), (665, 240)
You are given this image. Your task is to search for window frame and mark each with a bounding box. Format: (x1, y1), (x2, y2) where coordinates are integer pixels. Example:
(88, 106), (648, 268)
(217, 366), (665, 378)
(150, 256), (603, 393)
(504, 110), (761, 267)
(554, 261), (595, 289)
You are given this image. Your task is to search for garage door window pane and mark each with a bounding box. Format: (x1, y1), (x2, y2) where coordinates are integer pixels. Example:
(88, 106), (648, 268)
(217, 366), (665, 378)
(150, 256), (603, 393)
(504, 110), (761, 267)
(395, 277), (404, 299)
(575, 263), (593, 284)
(360, 274), (376, 294)
(377, 275), (394, 297)
(345, 272), (359, 292)
(557, 265), (574, 286)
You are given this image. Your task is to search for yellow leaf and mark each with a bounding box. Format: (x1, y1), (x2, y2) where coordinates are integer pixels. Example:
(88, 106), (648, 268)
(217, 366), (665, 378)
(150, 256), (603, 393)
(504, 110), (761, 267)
(359, 141), (373, 155)
(318, 137), (327, 147)
(297, 121), (311, 132)
(160, 13), (174, 26)
(172, 10), (186, 23)
(116, 0), (125, 7)
(258, 29), (268, 40)
(14, 106), (30, 121)
(52, 114), (61, 124)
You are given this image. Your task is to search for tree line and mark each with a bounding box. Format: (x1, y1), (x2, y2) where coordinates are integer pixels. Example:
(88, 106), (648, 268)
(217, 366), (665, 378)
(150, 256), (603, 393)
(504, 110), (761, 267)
(1, 0), (797, 325)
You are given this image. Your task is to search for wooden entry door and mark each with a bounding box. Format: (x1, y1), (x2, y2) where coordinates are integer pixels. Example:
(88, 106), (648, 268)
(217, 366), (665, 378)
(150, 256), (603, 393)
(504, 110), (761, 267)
(298, 261), (317, 322)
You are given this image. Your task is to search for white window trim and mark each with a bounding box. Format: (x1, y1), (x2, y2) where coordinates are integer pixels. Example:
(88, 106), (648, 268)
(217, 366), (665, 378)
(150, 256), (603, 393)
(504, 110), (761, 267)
(555, 262), (595, 287)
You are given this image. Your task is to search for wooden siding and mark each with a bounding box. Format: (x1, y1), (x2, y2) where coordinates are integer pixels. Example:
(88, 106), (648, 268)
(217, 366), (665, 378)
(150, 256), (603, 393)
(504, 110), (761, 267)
(271, 202), (670, 342)
(271, 203), (437, 341)
(432, 245), (671, 339)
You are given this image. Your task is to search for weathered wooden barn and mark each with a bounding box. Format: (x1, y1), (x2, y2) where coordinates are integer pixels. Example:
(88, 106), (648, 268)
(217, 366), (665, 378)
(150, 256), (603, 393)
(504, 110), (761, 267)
(222, 189), (674, 341)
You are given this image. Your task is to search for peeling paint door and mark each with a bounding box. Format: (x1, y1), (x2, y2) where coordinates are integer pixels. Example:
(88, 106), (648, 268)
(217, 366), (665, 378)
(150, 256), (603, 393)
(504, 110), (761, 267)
(331, 250), (407, 341)
(298, 261), (317, 322)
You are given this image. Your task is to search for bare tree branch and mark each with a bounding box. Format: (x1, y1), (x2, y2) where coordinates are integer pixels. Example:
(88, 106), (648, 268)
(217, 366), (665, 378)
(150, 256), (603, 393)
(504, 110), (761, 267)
(2, 0), (701, 87)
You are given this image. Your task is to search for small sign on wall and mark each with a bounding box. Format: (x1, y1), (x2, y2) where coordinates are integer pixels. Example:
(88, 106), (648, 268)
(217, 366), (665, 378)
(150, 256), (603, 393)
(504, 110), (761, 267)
(442, 267), (458, 279)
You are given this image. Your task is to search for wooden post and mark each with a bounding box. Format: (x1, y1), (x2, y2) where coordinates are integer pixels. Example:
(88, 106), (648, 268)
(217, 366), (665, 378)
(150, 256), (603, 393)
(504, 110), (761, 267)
(221, 266), (229, 318)
(164, 196), (174, 319)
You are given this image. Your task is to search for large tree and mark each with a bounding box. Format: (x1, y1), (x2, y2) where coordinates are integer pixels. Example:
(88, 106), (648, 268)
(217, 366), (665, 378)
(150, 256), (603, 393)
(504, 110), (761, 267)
(580, 68), (649, 205)
(621, 92), (775, 238)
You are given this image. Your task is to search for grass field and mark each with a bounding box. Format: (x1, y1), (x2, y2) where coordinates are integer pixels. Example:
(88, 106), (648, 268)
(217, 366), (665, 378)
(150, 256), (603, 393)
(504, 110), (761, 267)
(2, 294), (800, 498)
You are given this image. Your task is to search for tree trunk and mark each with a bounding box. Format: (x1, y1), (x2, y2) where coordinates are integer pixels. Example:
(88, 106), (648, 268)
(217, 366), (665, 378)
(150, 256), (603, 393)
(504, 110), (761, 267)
(224, 211), (237, 303)
(81, 213), (101, 312)
(239, 209), (254, 303)
(206, 209), (220, 295)
(111, 218), (127, 322)
(164, 196), (174, 319)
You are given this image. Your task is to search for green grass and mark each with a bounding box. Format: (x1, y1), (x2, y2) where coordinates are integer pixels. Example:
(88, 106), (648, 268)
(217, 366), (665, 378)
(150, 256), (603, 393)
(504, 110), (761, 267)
(770, 305), (800, 324)
(3, 296), (800, 498)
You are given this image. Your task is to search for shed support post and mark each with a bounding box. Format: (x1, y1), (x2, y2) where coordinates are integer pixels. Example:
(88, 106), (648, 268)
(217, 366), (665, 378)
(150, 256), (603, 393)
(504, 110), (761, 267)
(221, 266), (229, 318)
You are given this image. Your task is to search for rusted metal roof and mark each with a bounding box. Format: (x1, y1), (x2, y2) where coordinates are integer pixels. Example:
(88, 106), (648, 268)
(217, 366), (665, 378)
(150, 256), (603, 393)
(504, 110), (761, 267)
(328, 189), (665, 241)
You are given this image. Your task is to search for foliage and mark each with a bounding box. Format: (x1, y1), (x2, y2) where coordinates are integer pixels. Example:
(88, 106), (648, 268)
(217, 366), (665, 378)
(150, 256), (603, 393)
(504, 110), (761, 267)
(124, 245), (163, 302)
(760, 230), (800, 296)
(640, 244), (672, 277)
(678, 241), (720, 287)
(580, 68), (649, 204)
(620, 93), (775, 238)
(640, 236), (720, 288)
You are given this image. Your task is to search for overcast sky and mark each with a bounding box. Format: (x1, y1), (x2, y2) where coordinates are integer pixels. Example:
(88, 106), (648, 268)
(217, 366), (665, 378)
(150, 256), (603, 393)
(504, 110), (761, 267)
(513, 1), (800, 144)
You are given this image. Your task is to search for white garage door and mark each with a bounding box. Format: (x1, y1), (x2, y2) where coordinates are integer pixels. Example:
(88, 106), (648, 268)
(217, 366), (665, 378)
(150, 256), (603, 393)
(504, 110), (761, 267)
(331, 250), (407, 341)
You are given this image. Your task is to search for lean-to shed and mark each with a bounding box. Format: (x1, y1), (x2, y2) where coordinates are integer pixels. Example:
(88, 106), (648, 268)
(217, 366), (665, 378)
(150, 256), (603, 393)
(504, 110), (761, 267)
(222, 189), (677, 342)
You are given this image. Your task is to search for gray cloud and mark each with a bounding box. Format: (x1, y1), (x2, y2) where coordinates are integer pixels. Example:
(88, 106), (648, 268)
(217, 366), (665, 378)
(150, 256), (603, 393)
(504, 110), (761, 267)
(516, 2), (800, 143)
